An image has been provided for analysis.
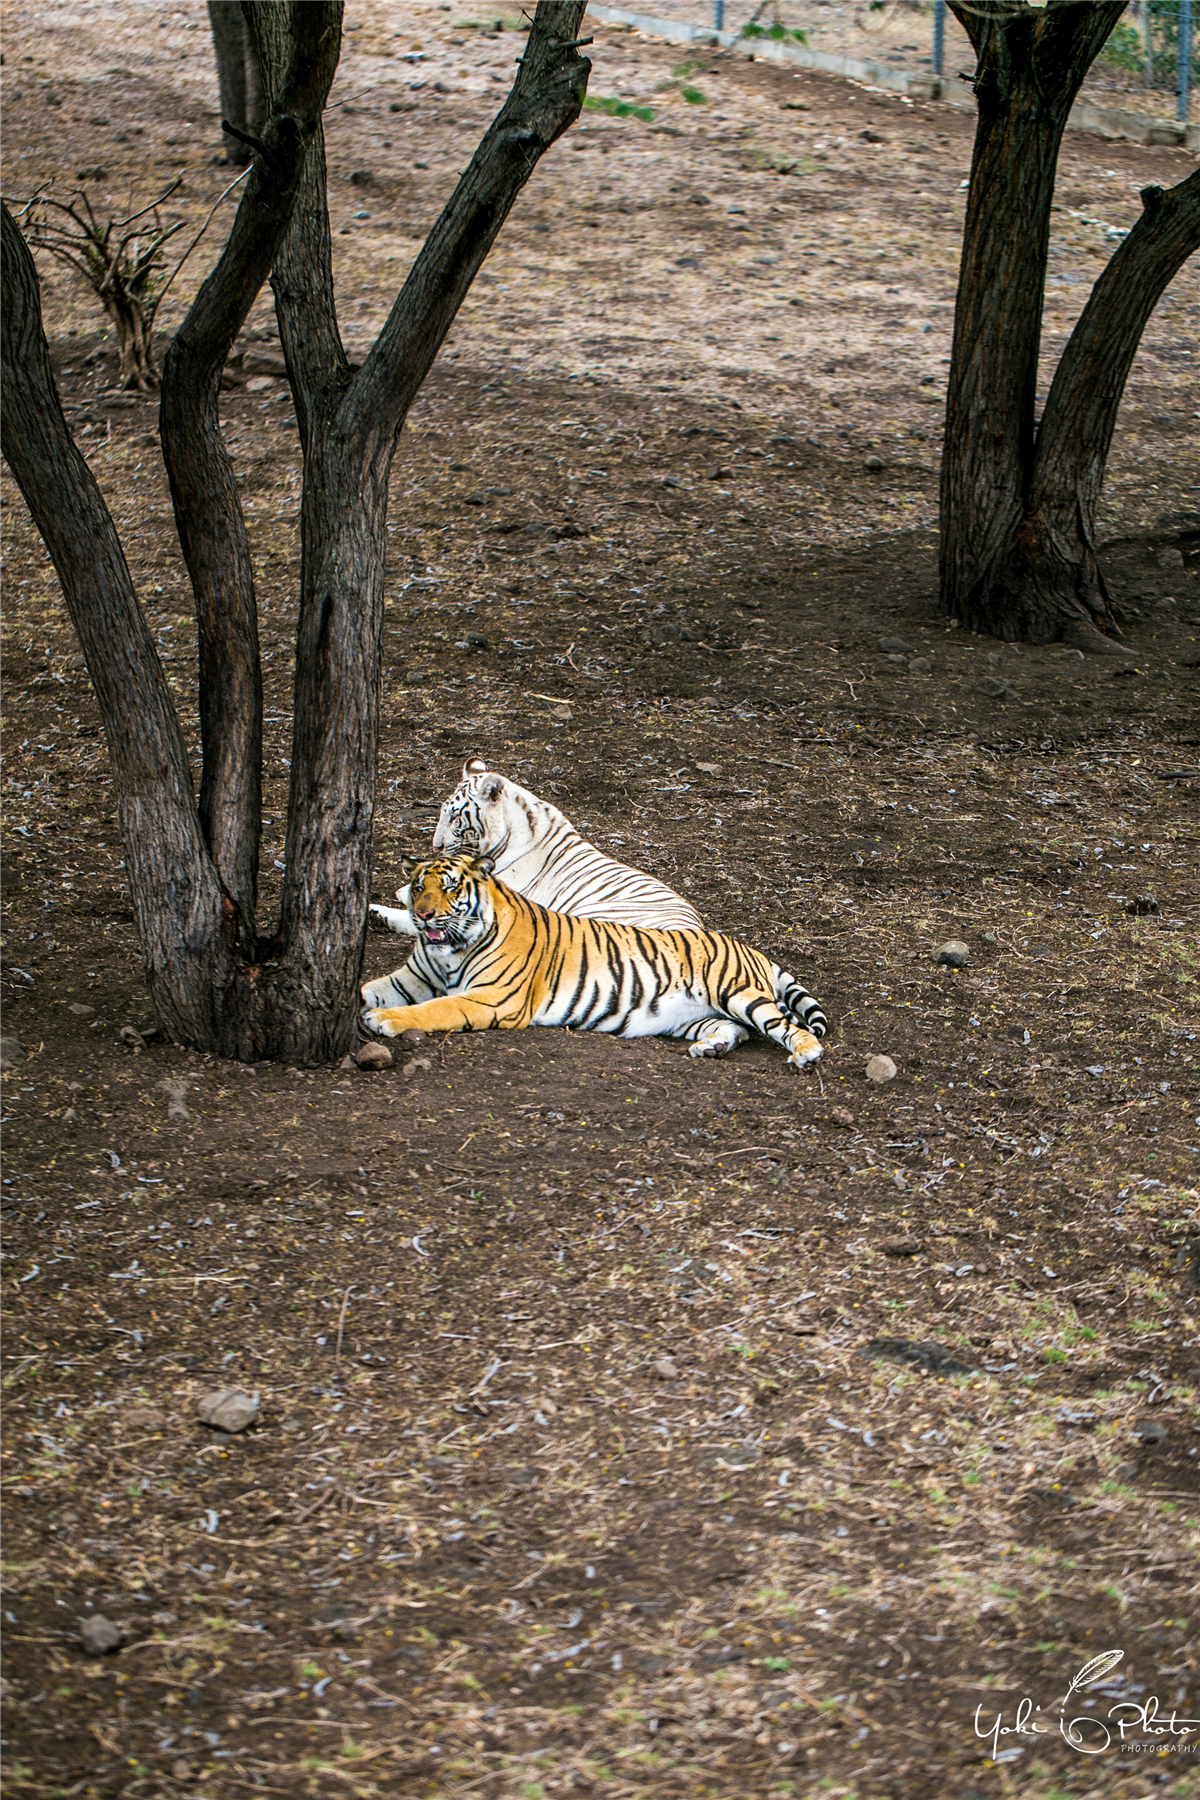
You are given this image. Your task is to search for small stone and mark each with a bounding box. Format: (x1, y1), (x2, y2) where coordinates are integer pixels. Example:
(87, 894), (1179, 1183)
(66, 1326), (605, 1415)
(791, 1179), (829, 1201)
(709, 465), (734, 480)
(981, 930), (998, 944)
(696, 761), (723, 775)
(1126, 893), (1159, 917)
(67, 1001), (95, 1017)
(79, 1614), (123, 1655)
(349, 168), (374, 186)
(402, 1056), (433, 1078)
(354, 1042), (393, 1070)
(117, 1025), (146, 1051)
(0, 1035), (24, 1070)
(908, 656), (932, 674)
(196, 1388), (259, 1434)
(877, 636), (911, 654)
(881, 1234), (921, 1257)
(652, 1357), (680, 1380)
(339, 1053), (355, 1071)
(532, 1395), (558, 1416)
(123, 1406), (165, 1429)
(63, 1106), (82, 1126)
(171, 1760), (195, 1783)
(830, 1106), (856, 1127)
(158, 1077), (190, 1121)
(1132, 1418), (1167, 1441)
(934, 939), (970, 968)
(244, 375), (277, 393)
(866, 1054), (897, 1083)
(398, 1030), (429, 1052)
(863, 454), (885, 471)
(977, 676), (1011, 698)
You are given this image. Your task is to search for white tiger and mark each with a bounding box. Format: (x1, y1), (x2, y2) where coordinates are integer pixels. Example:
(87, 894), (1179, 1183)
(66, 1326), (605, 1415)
(370, 757), (702, 936)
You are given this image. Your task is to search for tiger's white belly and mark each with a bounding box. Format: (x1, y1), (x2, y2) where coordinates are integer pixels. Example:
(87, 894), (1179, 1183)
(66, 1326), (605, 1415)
(536, 978), (711, 1039)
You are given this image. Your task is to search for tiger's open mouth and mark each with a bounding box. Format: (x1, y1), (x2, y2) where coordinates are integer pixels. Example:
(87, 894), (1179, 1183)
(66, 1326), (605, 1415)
(419, 921), (454, 945)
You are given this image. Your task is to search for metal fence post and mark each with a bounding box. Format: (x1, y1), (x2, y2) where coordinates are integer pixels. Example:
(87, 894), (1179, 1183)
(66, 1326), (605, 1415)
(714, 0), (725, 32)
(933, 0), (946, 78)
(1179, 0), (1193, 123)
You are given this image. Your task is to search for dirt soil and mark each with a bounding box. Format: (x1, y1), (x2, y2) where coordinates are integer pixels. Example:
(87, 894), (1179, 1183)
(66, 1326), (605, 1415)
(3, 6), (1200, 1799)
(593, 0), (1196, 127)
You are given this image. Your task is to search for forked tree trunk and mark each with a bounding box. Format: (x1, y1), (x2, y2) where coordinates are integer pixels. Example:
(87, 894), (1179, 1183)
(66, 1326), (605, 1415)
(250, 0), (592, 1061)
(1009, 169), (1200, 640)
(939, 1), (1135, 646)
(1, 7), (340, 1053)
(2, 1), (592, 1065)
(160, 4), (343, 940)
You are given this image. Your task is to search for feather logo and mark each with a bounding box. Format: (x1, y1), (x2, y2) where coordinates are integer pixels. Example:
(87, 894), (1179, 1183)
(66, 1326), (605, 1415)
(1059, 1649), (1123, 1710)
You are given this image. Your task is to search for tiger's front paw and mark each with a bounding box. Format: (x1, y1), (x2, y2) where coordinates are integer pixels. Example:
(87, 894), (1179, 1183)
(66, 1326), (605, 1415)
(789, 1032), (823, 1068)
(370, 903), (416, 936)
(362, 1006), (405, 1038)
(361, 976), (401, 1012)
(688, 1039), (728, 1059)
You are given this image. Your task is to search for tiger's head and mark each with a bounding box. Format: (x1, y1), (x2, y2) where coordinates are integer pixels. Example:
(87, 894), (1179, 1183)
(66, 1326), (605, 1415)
(398, 852), (497, 957)
(431, 758), (534, 860)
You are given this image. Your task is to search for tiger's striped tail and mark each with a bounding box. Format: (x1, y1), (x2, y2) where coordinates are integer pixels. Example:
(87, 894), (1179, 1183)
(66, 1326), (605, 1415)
(775, 969), (827, 1042)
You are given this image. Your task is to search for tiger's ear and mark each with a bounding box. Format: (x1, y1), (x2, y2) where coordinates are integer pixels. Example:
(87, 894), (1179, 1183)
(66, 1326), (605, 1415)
(485, 779), (502, 802)
(398, 854), (422, 882)
(464, 756), (489, 779)
(476, 856), (496, 880)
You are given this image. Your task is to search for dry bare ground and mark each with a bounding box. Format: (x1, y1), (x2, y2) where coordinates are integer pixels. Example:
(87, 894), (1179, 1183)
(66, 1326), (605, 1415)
(2, 5), (1198, 1798)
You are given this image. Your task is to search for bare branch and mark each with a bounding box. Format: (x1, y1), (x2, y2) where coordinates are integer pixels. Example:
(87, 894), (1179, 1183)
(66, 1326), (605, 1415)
(151, 166), (251, 317)
(112, 177), (184, 231)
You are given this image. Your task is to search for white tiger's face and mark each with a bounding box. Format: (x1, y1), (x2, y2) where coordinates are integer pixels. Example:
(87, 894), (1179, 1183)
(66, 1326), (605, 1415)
(432, 760), (522, 860)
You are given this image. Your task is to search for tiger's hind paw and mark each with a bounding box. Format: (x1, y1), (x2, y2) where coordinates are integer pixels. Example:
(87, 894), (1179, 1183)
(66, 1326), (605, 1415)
(789, 1032), (823, 1068)
(688, 1039), (730, 1059)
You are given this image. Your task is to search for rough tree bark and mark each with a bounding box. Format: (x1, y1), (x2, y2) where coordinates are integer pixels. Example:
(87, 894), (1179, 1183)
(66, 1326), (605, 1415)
(1, 7), (339, 1050)
(3, 206), (227, 1046)
(160, 4), (342, 941)
(248, 0), (592, 1063)
(937, 1), (1197, 648)
(208, 1), (264, 168)
(2, 1), (592, 1064)
(1017, 168), (1200, 632)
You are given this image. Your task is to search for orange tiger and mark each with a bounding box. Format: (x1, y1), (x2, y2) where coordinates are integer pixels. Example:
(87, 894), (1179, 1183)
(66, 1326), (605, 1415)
(361, 853), (827, 1067)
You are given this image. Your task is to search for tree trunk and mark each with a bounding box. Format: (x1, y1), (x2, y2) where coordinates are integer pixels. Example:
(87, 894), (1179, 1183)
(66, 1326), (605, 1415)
(1000, 168), (1200, 644)
(3, 1), (591, 1066)
(104, 282), (158, 390)
(160, 3), (342, 941)
(2, 204), (229, 1048)
(3, 8), (340, 1062)
(247, 0), (592, 1062)
(208, 1), (254, 166)
(940, 1), (1126, 644)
